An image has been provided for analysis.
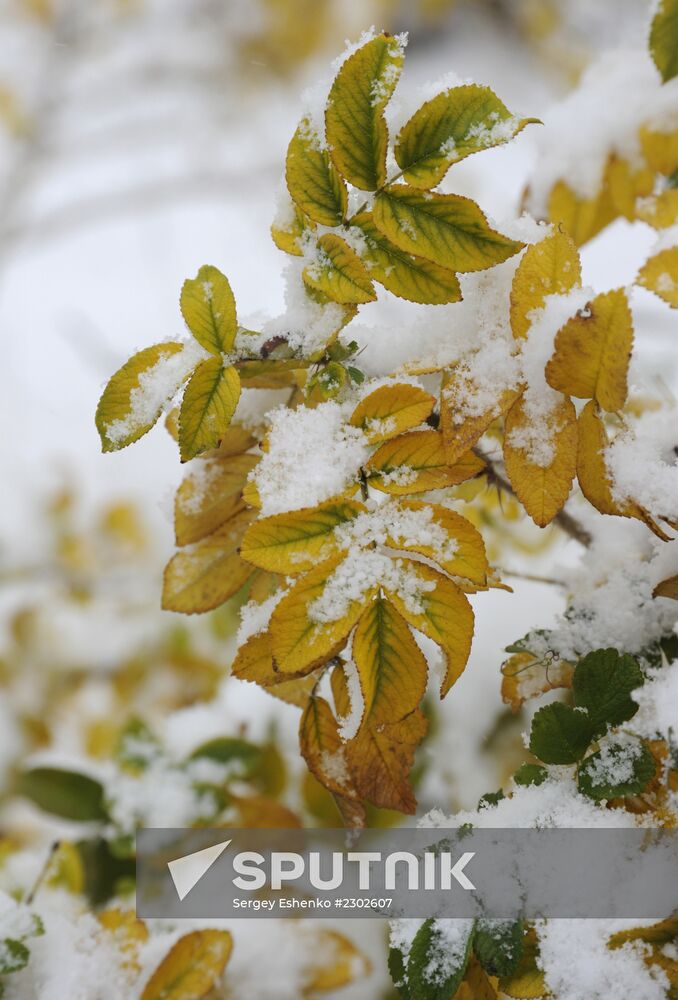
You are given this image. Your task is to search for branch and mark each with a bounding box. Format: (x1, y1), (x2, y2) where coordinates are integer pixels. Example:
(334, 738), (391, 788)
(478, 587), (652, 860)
(474, 447), (592, 548)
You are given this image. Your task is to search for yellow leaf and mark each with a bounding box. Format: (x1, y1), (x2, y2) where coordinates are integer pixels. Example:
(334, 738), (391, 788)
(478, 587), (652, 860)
(271, 198), (311, 256)
(269, 555), (374, 674)
(98, 908), (148, 968)
(384, 559), (474, 696)
(389, 500), (489, 586)
(650, 0), (678, 82)
(351, 211), (461, 304)
(140, 929), (232, 1000)
(654, 574), (678, 600)
(605, 156), (654, 221)
(510, 230), (581, 339)
(303, 233), (376, 304)
(300, 695), (358, 799)
(175, 453), (257, 545)
(636, 187), (678, 229)
(96, 342), (186, 452)
(395, 84), (539, 189)
(325, 32), (405, 191)
(178, 358), (241, 462)
(504, 394), (578, 527)
(640, 124), (678, 176)
(231, 632), (319, 707)
(286, 119), (347, 226)
(547, 177), (616, 247)
(353, 596), (428, 725)
(462, 956), (500, 999)
(501, 651), (574, 711)
(367, 429), (485, 494)
(162, 511), (255, 613)
(302, 929), (371, 992)
(638, 245), (678, 307)
(180, 265), (237, 355)
(576, 400), (621, 515)
(240, 498), (365, 574)
(345, 708), (427, 814)
(441, 375), (521, 465)
(349, 382), (436, 443)
(545, 288), (634, 411)
(609, 916), (678, 950)
(373, 186), (524, 273)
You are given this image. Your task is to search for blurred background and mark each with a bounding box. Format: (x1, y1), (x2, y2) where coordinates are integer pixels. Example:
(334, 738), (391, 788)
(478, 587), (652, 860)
(0, 1), (675, 995)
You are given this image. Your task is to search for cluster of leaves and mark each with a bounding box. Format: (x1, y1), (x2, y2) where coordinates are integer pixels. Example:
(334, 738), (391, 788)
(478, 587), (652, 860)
(389, 917), (543, 1000)
(527, 0), (678, 247)
(94, 27), (678, 832)
(15, 719), (302, 899)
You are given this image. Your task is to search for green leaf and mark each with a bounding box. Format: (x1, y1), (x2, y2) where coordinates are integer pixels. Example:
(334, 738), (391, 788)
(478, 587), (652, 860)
(388, 945), (412, 1000)
(650, 0), (678, 83)
(572, 648), (644, 736)
(351, 212), (461, 304)
(0, 939), (30, 974)
(478, 789), (505, 809)
(578, 740), (657, 801)
(178, 358), (241, 461)
(529, 703), (594, 765)
(303, 233), (376, 304)
(18, 768), (108, 822)
(513, 764), (548, 787)
(325, 32), (405, 191)
(180, 265), (237, 355)
(188, 737), (263, 779)
(373, 186), (524, 273)
(395, 84), (539, 189)
(474, 919), (524, 978)
(406, 918), (474, 1000)
(286, 119), (347, 226)
(96, 342), (188, 452)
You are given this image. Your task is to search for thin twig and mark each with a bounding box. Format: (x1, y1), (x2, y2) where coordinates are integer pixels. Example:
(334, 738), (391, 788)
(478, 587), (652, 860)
(497, 568), (567, 587)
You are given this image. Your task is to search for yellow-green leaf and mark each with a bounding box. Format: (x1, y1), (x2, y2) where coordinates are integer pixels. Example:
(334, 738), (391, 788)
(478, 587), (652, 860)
(510, 230), (582, 339)
(366, 429), (485, 493)
(300, 696), (358, 799)
(395, 84), (539, 189)
(178, 358), (241, 462)
(140, 929), (232, 1000)
(286, 119), (347, 226)
(389, 500), (489, 586)
(180, 265), (237, 355)
(638, 244), (678, 307)
(353, 595), (427, 725)
(504, 394), (578, 527)
(373, 186), (524, 273)
(269, 555), (374, 674)
(325, 32), (405, 191)
(349, 382), (436, 443)
(240, 498), (365, 575)
(545, 288), (634, 411)
(162, 511), (254, 613)
(351, 211), (461, 304)
(303, 233), (376, 304)
(271, 199), (311, 256)
(174, 452), (257, 546)
(384, 559), (474, 696)
(650, 0), (678, 83)
(96, 342), (188, 452)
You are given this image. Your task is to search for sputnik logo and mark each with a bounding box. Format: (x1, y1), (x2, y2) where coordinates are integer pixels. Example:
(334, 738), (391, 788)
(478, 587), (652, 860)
(168, 839), (232, 901)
